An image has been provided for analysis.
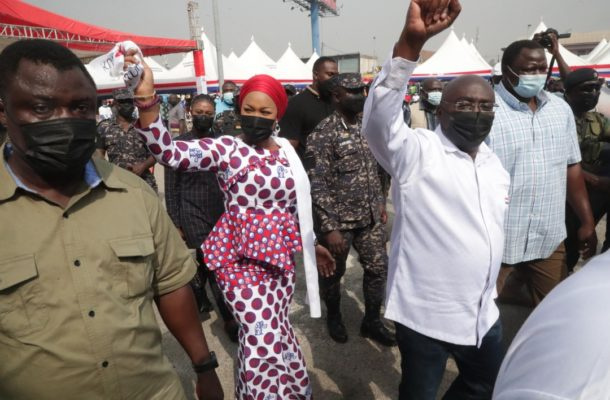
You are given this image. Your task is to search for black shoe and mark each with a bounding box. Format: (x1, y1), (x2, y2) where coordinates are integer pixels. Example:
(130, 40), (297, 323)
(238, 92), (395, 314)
(327, 313), (348, 343)
(224, 320), (239, 343)
(360, 319), (397, 347)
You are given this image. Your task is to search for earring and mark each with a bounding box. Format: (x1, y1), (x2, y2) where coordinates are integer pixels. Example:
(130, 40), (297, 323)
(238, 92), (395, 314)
(273, 122), (281, 137)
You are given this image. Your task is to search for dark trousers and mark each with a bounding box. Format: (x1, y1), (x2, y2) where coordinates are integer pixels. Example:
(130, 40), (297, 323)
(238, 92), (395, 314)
(565, 186), (610, 271)
(192, 249), (233, 322)
(395, 320), (503, 400)
(318, 222), (388, 315)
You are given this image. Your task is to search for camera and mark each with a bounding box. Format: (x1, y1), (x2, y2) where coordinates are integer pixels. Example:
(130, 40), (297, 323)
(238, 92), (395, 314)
(535, 28), (571, 49)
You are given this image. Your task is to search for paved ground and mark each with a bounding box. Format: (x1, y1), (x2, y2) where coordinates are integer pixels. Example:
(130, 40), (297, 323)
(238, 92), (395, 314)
(153, 166), (603, 399)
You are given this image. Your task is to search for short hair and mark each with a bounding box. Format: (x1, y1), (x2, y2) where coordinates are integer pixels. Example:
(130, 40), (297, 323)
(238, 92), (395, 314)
(313, 56), (337, 73)
(191, 94), (215, 109)
(222, 80), (237, 89)
(501, 40), (544, 73)
(0, 39), (96, 97)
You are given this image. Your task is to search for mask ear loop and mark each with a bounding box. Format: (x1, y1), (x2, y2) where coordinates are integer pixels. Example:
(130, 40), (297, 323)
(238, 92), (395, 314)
(272, 121), (281, 137)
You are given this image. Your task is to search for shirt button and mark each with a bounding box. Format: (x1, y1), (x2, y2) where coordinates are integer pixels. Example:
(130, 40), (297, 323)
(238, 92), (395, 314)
(88, 310), (95, 317)
(74, 260), (81, 267)
(102, 361), (109, 368)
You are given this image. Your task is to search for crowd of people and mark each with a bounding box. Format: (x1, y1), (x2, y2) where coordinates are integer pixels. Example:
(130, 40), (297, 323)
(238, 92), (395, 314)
(1, 0), (610, 399)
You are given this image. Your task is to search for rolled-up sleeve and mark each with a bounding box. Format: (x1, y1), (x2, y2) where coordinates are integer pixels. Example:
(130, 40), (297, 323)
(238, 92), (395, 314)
(363, 56), (424, 186)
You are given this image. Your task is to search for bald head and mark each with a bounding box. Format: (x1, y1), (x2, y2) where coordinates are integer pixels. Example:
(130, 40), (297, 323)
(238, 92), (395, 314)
(442, 75), (494, 103)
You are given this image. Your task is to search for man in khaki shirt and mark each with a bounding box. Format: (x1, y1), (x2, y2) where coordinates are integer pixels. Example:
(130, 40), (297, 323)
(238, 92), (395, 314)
(0, 40), (223, 400)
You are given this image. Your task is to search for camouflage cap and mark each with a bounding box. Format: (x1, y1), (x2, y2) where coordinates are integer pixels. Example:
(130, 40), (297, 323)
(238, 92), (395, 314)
(564, 68), (599, 92)
(334, 73), (366, 89)
(112, 88), (134, 100)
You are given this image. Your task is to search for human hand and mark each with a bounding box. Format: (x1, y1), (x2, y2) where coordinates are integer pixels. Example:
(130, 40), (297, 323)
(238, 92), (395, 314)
(126, 162), (148, 176)
(325, 230), (348, 255)
(396, 0), (462, 60)
(196, 370), (223, 400)
(124, 50), (154, 99)
(315, 244), (336, 278)
(379, 204), (388, 225)
(577, 223), (597, 260)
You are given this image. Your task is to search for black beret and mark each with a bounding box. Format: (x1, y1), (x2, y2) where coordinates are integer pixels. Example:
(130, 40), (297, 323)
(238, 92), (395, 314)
(564, 68), (599, 91)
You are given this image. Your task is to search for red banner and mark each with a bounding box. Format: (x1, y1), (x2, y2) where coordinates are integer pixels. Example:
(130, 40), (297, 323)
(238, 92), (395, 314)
(193, 49), (205, 77)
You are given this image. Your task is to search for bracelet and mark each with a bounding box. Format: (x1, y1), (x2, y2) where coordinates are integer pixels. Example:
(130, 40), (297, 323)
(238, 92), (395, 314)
(193, 351), (219, 374)
(134, 90), (156, 100)
(135, 94), (161, 110)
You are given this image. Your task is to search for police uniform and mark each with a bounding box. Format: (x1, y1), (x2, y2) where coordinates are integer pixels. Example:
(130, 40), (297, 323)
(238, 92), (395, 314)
(305, 73), (392, 343)
(96, 89), (157, 191)
(564, 69), (610, 269)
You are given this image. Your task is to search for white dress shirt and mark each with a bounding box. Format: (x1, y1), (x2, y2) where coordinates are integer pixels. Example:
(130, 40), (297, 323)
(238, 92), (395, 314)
(493, 251), (610, 399)
(363, 56), (510, 346)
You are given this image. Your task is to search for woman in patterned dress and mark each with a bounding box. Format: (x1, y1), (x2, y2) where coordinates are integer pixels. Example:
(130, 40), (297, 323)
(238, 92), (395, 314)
(132, 58), (335, 400)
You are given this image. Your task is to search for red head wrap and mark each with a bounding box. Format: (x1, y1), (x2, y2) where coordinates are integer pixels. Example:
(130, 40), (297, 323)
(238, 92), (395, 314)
(238, 74), (288, 120)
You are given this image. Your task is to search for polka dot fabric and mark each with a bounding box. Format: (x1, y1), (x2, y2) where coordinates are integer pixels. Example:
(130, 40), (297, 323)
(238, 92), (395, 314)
(138, 117), (312, 399)
(223, 273), (311, 400)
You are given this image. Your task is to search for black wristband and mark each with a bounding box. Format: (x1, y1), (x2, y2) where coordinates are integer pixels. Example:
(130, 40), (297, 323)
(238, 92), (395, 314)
(193, 351), (218, 373)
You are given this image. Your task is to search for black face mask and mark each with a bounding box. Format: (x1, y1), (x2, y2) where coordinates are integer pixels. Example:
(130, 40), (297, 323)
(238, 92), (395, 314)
(443, 111), (494, 153)
(240, 115), (275, 144)
(339, 94), (366, 115)
(117, 103), (135, 119)
(574, 94), (599, 113)
(318, 78), (335, 100)
(192, 115), (214, 134)
(14, 118), (97, 179)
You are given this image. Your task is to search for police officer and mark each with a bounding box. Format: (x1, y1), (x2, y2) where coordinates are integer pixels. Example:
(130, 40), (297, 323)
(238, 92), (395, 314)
(564, 68), (610, 270)
(305, 73), (395, 346)
(96, 88), (157, 191)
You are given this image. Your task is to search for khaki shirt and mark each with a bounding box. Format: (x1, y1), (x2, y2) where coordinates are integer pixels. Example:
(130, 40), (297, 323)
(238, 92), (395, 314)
(0, 149), (195, 400)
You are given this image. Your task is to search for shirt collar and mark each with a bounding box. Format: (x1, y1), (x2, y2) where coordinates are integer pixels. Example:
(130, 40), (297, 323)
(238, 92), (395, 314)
(496, 81), (550, 111)
(0, 143), (110, 201)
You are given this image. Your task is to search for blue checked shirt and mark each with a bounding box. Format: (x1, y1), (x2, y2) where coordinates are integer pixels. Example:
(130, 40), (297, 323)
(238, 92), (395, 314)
(487, 82), (581, 264)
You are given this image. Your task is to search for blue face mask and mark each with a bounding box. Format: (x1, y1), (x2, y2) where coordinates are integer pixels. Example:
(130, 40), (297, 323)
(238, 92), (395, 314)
(426, 91), (442, 106)
(508, 66), (546, 98)
(222, 92), (234, 105)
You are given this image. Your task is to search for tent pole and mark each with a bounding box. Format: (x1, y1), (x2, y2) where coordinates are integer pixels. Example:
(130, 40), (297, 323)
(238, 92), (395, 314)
(311, 0), (321, 55)
(212, 0), (224, 90)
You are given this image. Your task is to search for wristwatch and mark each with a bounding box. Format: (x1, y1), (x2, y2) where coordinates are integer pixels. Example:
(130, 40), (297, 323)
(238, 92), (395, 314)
(193, 351), (219, 373)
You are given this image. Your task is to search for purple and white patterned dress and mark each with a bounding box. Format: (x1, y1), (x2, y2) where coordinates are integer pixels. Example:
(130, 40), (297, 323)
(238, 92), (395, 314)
(137, 117), (312, 400)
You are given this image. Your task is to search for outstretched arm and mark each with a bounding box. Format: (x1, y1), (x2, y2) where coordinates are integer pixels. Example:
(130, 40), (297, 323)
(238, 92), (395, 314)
(363, 0), (461, 184)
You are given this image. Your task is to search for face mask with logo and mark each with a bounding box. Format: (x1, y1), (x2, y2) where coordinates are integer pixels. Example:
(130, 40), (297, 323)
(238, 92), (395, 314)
(192, 115), (214, 134)
(14, 118), (97, 179)
(339, 94), (366, 115)
(240, 115), (275, 144)
(507, 66), (546, 98)
(426, 91), (443, 106)
(222, 92), (234, 105)
(443, 111), (495, 153)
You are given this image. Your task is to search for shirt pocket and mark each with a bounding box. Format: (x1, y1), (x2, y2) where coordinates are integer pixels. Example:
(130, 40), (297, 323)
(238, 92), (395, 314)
(0, 254), (48, 338)
(334, 143), (361, 173)
(108, 235), (155, 299)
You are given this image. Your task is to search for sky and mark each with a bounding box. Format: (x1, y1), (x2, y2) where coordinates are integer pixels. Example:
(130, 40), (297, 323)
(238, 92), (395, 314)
(26, 0), (610, 66)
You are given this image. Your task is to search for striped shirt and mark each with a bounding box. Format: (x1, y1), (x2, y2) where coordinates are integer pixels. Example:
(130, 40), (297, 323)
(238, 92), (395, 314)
(487, 82), (581, 264)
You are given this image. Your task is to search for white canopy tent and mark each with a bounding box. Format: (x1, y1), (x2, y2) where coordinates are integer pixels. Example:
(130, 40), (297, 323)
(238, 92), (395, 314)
(412, 29), (492, 78)
(275, 43), (313, 84)
(585, 38), (608, 62)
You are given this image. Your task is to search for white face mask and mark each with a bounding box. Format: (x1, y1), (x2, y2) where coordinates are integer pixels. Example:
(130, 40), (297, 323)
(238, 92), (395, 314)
(426, 91), (442, 106)
(507, 66), (546, 98)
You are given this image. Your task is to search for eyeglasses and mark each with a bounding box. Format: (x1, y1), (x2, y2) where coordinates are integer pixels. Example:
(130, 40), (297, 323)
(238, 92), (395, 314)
(441, 100), (499, 113)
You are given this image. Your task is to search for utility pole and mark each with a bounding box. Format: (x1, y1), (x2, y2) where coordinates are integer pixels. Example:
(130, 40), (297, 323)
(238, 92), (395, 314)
(187, 1), (207, 93)
(310, 0), (320, 55)
(212, 0), (225, 89)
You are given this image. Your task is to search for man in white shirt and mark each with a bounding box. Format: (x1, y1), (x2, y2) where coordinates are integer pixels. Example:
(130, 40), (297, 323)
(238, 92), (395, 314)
(493, 251), (610, 400)
(363, 1), (509, 399)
